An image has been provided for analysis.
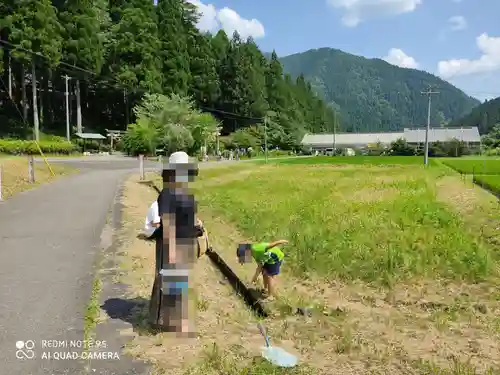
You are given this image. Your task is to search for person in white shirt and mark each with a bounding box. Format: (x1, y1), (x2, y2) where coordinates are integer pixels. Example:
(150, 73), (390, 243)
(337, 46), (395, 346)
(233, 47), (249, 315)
(143, 200), (161, 239)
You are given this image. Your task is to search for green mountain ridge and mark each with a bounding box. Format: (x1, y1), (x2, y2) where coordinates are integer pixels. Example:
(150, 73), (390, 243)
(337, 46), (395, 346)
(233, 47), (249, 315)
(277, 47), (481, 133)
(450, 96), (500, 134)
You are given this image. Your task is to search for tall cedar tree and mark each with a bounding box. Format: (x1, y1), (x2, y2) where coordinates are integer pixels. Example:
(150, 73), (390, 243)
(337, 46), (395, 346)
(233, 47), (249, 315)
(0, 0), (340, 144)
(105, 0), (162, 93)
(157, 0), (191, 95)
(5, 0), (62, 134)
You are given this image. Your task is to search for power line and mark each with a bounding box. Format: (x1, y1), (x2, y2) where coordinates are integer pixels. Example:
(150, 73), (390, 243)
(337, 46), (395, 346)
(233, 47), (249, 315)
(0, 75), (31, 133)
(0, 38), (266, 122)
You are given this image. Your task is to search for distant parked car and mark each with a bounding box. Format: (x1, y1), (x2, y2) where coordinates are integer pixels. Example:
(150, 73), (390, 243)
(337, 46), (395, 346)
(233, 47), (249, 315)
(343, 148), (355, 156)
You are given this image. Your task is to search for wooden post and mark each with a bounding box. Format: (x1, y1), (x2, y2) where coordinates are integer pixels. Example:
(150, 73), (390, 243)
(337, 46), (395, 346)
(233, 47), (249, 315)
(158, 155), (163, 171)
(0, 164), (3, 201)
(139, 154), (145, 180)
(28, 155), (35, 183)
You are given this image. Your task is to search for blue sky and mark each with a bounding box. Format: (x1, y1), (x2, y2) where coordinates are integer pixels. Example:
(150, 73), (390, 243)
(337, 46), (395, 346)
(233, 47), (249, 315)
(187, 0), (500, 101)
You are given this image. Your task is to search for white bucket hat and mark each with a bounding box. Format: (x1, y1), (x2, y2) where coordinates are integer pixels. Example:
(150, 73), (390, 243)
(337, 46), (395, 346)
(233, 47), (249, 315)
(166, 151), (190, 183)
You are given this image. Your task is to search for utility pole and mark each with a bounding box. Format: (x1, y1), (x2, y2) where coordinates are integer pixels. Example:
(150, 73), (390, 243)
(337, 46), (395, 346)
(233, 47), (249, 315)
(421, 88), (439, 165)
(332, 121), (337, 156)
(216, 127), (221, 156)
(264, 111), (276, 163)
(8, 54), (12, 98)
(32, 60), (40, 141)
(264, 116), (268, 164)
(124, 88), (129, 125)
(75, 79), (82, 133)
(64, 75), (71, 141)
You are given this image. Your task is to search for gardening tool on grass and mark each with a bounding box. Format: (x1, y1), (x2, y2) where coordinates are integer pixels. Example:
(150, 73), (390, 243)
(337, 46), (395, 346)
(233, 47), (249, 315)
(257, 322), (298, 368)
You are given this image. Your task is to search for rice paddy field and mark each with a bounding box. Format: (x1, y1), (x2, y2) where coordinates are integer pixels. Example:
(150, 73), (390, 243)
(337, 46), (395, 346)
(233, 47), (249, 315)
(440, 158), (500, 175)
(473, 175), (500, 197)
(271, 155), (430, 165)
(116, 157), (500, 375)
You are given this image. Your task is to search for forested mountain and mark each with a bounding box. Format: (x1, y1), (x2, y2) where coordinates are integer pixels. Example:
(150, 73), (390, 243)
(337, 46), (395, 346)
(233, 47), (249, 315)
(279, 48), (480, 133)
(450, 96), (500, 135)
(0, 0), (336, 148)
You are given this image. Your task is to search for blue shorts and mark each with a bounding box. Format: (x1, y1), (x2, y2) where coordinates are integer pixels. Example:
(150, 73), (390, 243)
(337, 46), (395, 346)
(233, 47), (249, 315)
(165, 282), (189, 296)
(263, 253), (282, 276)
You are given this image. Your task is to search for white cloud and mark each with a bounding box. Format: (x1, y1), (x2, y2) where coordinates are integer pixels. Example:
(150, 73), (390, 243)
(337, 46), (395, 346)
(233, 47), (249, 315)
(326, 0), (422, 27)
(438, 33), (500, 78)
(383, 48), (419, 68)
(217, 8), (265, 40)
(187, 0), (219, 32)
(448, 15), (466, 31)
(186, 0), (265, 39)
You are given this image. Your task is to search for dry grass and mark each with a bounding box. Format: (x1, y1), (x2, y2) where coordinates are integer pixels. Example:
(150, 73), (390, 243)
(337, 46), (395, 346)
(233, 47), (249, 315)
(114, 164), (500, 375)
(0, 156), (76, 199)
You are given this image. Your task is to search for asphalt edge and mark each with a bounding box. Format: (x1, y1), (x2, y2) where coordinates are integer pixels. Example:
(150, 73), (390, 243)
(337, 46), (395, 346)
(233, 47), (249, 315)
(85, 174), (151, 375)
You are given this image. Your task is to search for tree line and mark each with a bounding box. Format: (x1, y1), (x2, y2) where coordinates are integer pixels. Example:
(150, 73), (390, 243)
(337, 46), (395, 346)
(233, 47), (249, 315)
(448, 96), (500, 155)
(0, 0), (338, 153)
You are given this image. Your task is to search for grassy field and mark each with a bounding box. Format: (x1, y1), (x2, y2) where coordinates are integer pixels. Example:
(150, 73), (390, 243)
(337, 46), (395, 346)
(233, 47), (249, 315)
(0, 157), (76, 199)
(269, 155), (433, 166)
(115, 162), (500, 374)
(441, 159), (500, 175)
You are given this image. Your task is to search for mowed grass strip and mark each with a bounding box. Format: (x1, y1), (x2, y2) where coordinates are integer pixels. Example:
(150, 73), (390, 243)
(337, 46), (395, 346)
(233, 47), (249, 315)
(0, 157), (76, 199)
(442, 158), (500, 175)
(193, 164), (497, 285)
(270, 155), (431, 166)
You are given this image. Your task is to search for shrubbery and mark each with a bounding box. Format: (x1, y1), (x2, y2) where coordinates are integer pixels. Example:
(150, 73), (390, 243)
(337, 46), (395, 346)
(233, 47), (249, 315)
(484, 147), (500, 156)
(73, 138), (110, 152)
(389, 138), (416, 156)
(121, 93), (220, 156)
(0, 139), (78, 155)
(389, 138), (470, 157)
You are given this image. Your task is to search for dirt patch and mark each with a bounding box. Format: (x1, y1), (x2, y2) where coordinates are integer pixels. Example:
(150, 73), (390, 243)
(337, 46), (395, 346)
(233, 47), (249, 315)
(435, 175), (500, 246)
(341, 186), (400, 202)
(435, 176), (490, 215)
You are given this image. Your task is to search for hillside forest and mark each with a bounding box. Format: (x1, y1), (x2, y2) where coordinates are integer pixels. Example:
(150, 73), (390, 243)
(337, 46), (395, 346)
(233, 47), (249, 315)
(279, 48), (481, 133)
(0, 0), (338, 155)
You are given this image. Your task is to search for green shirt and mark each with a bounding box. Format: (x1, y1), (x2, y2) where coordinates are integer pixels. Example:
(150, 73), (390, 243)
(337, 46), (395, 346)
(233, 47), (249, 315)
(251, 242), (284, 265)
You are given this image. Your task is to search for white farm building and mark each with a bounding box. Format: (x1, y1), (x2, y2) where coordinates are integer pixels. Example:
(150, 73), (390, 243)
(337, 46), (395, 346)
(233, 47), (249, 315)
(301, 127), (481, 153)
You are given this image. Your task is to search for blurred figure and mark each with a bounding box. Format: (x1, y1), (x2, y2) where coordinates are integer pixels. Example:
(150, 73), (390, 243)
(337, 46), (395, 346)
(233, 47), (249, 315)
(236, 239), (288, 300)
(142, 200), (161, 240)
(149, 151), (200, 336)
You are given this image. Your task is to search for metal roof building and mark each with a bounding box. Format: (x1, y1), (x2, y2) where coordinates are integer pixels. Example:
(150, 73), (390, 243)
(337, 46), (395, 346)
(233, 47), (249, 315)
(75, 132), (106, 140)
(302, 127), (481, 149)
(403, 127), (480, 143)
(302, 132), (404, 149)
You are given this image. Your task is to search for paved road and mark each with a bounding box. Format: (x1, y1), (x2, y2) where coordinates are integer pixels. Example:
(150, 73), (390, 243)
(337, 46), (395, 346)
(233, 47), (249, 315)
(0, 155), (251, 374)
(0, 156), (174, 374)
(0, 161), (138, 374)
(0, 155), (308, 374)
